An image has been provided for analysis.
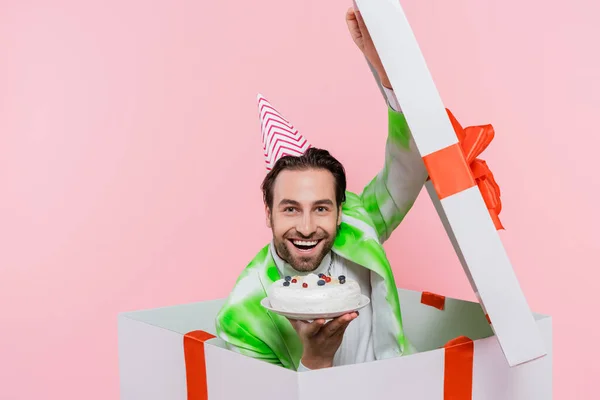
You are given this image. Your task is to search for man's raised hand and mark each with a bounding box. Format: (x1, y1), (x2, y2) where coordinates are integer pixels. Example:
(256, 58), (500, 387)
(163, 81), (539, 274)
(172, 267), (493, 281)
(345, 6), (392, 89)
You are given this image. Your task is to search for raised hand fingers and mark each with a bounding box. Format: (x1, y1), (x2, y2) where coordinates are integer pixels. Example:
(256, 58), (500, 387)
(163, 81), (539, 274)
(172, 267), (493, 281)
(354, 9), (371, 40)
(346, 6), (356, 21)
(346, 8), (363, 43)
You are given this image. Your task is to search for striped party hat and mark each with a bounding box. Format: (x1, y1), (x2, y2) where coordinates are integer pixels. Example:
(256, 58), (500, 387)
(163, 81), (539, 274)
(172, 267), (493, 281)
(257, 94), (311, 171)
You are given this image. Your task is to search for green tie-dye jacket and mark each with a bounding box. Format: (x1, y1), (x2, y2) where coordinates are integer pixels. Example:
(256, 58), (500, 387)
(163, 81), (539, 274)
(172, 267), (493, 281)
(215, 106), (428, 370)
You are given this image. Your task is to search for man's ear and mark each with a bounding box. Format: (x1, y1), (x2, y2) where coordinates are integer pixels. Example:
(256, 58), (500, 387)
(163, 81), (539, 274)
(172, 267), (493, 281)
(265, 204), (272, 228)
(337, 205), (343, 226)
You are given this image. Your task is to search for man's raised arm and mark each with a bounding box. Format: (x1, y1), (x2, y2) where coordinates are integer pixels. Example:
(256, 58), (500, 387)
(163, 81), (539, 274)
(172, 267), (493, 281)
(346, 7), (428, 243)
(359, 85), (427, 243)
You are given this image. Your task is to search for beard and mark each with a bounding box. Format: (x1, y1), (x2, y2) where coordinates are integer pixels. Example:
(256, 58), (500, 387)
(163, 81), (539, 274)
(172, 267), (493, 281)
(274, 234), (335, 272)
(272, 226), (337, 272)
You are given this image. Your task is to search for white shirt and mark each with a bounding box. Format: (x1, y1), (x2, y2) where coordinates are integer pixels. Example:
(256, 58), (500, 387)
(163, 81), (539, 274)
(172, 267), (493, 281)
(270, 85), (402, 371)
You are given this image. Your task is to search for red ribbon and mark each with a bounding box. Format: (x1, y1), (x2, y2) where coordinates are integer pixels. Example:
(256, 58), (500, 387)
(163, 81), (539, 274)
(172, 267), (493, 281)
(444, 336), (475, 400)
(445, 109), (504, 230)
(184, 330), (216, 400)
(421, 291), (446, 310)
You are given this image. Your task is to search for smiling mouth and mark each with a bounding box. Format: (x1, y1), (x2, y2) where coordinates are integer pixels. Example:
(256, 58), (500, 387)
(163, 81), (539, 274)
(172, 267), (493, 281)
(290, 239), (320, 251)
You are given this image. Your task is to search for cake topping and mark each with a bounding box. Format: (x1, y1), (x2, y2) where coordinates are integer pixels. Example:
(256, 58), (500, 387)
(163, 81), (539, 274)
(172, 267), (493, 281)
(280, 273), (345, 288)
(303, 273), (321, 285)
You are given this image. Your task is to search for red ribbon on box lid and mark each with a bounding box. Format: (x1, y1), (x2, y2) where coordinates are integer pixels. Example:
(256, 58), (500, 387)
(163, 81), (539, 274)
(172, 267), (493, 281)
(423, 109), (504, 230)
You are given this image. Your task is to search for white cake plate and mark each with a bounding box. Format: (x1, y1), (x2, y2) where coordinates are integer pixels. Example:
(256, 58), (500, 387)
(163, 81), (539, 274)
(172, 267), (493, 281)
(260, 295), (370, 321)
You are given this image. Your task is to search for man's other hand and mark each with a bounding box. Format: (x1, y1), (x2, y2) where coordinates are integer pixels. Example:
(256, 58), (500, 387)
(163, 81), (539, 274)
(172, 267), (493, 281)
(288, 312), (359, 369)
(346, 7), (392, 89)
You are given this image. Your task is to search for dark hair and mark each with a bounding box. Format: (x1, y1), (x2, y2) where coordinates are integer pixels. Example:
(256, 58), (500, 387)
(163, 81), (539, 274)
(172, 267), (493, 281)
(261, 147), (347, 209)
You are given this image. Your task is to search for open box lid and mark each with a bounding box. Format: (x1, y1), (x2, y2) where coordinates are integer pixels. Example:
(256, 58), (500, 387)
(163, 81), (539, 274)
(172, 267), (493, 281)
(353, 0), (547, 367)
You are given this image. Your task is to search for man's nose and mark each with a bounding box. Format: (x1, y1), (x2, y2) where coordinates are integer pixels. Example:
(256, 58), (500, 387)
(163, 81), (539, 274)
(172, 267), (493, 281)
(296, 214), (317, 237)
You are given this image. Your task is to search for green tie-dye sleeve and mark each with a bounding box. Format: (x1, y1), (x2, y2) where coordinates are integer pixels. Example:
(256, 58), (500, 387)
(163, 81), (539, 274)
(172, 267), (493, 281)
(215, 309), (283, 366)
(214, 247), (302, 370)
(360, 105), (428, 243)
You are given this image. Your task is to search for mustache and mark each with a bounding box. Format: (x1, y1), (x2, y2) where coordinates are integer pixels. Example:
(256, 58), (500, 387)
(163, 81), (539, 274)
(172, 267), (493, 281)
(284, 231), (329, 240)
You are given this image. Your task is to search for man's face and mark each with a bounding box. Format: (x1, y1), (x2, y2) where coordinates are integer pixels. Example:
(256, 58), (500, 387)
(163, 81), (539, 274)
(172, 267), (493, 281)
(266, 168), (342, 272)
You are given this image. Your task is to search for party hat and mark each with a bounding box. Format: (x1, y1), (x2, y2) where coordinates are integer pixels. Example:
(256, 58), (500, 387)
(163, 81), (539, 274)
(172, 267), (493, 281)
(257, 94), (311, 171)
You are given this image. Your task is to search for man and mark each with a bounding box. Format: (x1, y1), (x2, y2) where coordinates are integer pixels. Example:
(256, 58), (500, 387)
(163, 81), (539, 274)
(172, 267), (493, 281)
(214, 7), (428, 371)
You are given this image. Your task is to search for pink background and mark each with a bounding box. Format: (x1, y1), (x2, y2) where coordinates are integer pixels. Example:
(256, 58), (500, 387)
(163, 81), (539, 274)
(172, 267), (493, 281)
(0, 0), (596, 398)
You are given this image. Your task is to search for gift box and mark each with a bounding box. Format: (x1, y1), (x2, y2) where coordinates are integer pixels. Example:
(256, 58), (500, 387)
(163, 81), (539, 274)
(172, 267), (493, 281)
(118, 0), (551, 398)
(118, 289), (551, 399)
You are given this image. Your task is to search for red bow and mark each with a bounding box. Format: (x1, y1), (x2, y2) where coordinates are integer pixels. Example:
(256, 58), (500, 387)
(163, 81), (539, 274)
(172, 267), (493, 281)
(445, 109), (504, 230)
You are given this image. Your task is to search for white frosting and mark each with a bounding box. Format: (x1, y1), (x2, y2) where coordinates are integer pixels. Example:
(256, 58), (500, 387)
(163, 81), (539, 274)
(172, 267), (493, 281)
(268, 273), (362, 313)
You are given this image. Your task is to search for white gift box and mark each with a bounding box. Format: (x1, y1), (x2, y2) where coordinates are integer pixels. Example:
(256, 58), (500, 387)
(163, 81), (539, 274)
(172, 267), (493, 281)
(118, 289), (551, 399)
(118, 0), (552, 398)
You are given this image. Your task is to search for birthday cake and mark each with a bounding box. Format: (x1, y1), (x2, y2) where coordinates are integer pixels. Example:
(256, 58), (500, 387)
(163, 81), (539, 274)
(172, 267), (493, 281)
(267, 273), (362, 314)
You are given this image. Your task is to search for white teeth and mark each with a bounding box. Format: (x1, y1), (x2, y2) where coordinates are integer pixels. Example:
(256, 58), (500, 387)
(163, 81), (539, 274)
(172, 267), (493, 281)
(293, 240), (318, 246)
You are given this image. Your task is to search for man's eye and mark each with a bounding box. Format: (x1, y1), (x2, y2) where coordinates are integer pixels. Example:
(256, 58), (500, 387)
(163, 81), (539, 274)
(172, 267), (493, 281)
(284, 207), (296, 213)
(317, 207), (327, 212)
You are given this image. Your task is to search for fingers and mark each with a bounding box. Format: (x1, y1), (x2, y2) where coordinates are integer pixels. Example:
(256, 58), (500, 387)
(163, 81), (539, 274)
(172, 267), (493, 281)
(346, 6), (373, 52)
(304, 319), (326, 336)
(354, 10), (371, 41)
(321, 312), (357, 338)
(289, 312), (358, 340)
(346, 7), (356, 21)
(288, 318), (326, 337)
(345, 8), (362, 41)
(287, 318), (302, 331)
